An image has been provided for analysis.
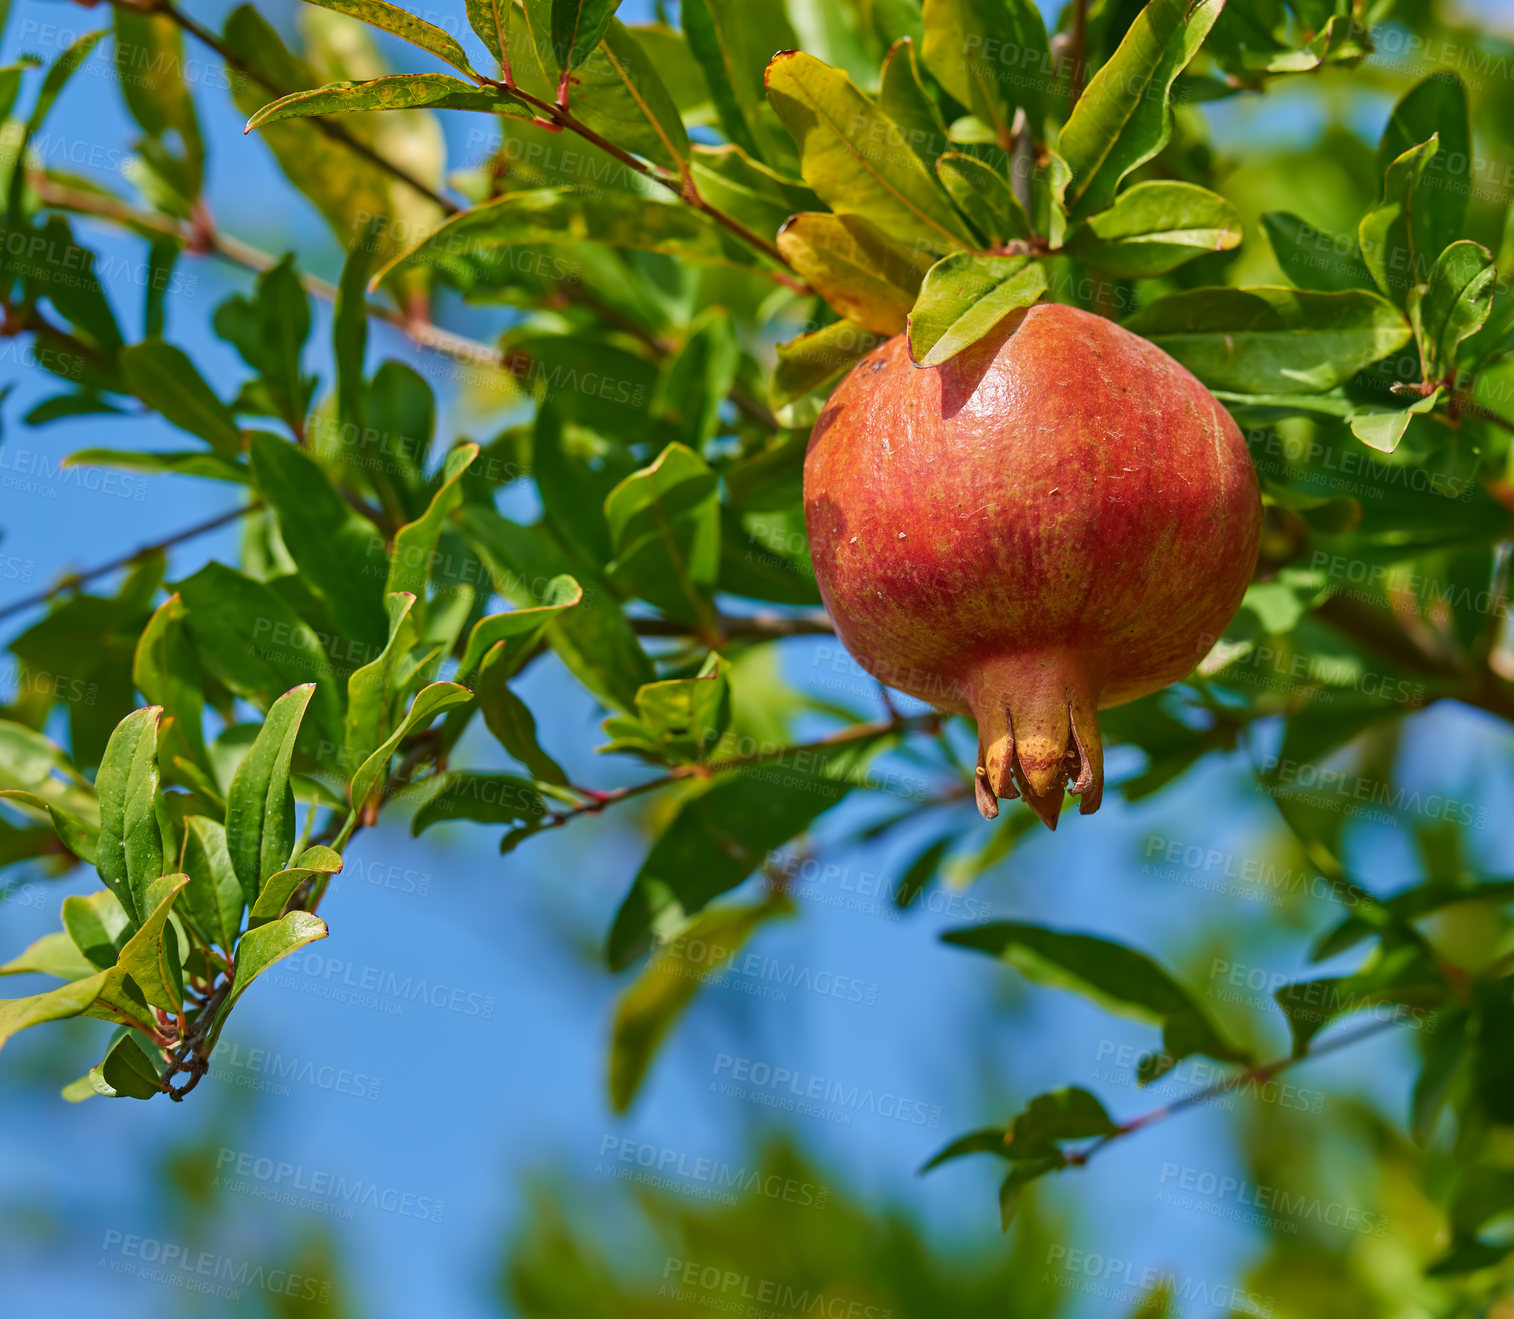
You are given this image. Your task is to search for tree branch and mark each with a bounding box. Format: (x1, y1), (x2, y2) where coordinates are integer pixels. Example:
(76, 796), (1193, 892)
(1066, 1016), (1404, 1167)
(0, 502), (260, 624)
(544, 711), (942, 830)
(138, 0), (460, 216)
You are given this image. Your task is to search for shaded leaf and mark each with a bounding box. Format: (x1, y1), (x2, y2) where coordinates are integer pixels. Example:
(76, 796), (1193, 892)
(907, 253), (1046, 367)
(1124, 286), (1412, 394)
(225, 684), (313, 905)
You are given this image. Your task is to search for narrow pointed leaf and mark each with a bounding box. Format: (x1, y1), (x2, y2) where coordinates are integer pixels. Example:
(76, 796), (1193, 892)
(1061, 181), (1242, 278)
(765, 50), (976, 255)
(298, 0), (479, 77)
(207, 910), (328, 1049)
(95, 706), (164, 924)
(225, 684), (314, 905)
(119, 342), (243, 456)
(1058, 0), (1223, 218)
(349, 682), (473, 809)
(907, 254), (1047, 367)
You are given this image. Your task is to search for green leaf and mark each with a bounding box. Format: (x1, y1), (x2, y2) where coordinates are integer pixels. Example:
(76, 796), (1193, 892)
(607, 732), (888, 970)
(100, 1032), (165, 1100)
(1273, 942), (1446, 1056)
(5, 29), (106, 221)
(936, 153), (1031, 246)
(689, 144), (820, 244)
(466, 0), (512, 66)
(604, 443), (721, 627)
(877, 37), (949, 169)
(21, 217), (124, 359)
(119, 341), (243, 457)
(117, 872), (189, 1010)
(61, 890), (132, 971)
(410, 772), (548, 835)
(114, 6), (204, 204)
(457, 574), (584, 679)
(943, 921), (1248, 1072)
(1260, 212), (1375, 293)
(175, 562), (345, 749)
(1348, 388), (1441, 455)
(591, 20), (692, 171)
(681, 0), (798, 164)
(225, 684), (314, 905)
(0, 790), (99, 865)
(907, 253), (1047, 367)
(764, 50), (976, 255)
(458, 507), (653, 713)
(1123, 286), (1413, 394)
(772, 320), (887, 409)
(505, 8), (691, 173)
(224, 5), (431, 263)
(206, 910), (328, 1050)
(65, 449), (248, 483)
(246, 73), (507, 130)
(248, 433), (389, 653)
(920, 1127), (1011, 1172)
(334, 225), (376, 430)
(1061, 181), (1242, 278)
(373, 188), (743, 289)
(601, 653), (731, 766)
(385, 444), (479, 612)
(247, 845), (343, 928)
(777, 212), (931, 337)
(1359, 135), (1438, 308)
(0, 901), (175, 1048)
(134, 593), (208, 775)
(477, 660), (568, 786)
(1414, 241), (1495, 382)
(609, 895), (789, 1111)
(655, 310), (741, 449)
(95, 705), (164, 925)
(211, 255), (314, 436)
(298, 0), (479, 77)
(180, 817), (244, 953)
(1376, 72), (1469, 271)
(0, 930), (96, 981)
(349, 682), (473, 809)
(919, 0), (1050, 145)
(1311, 879), (1514, 964)
(1057, 0), (1223, 219)
(344, 593), (419, 775)
(551, 0), (623, 72)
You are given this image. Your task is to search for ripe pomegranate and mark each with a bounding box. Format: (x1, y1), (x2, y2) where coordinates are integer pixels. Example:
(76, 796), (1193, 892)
(803, 302), (1261, 829)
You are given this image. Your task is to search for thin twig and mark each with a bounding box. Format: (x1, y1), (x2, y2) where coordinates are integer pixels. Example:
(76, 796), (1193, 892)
(138, 0), (460, 215)
(543, 711), (941, 829)
(1066, 1016), (1404, 1167)
(0, 502), (259, 624)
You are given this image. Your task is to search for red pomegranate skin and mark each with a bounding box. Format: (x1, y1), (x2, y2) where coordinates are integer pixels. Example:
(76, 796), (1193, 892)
(803, 302), (1261, 828)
